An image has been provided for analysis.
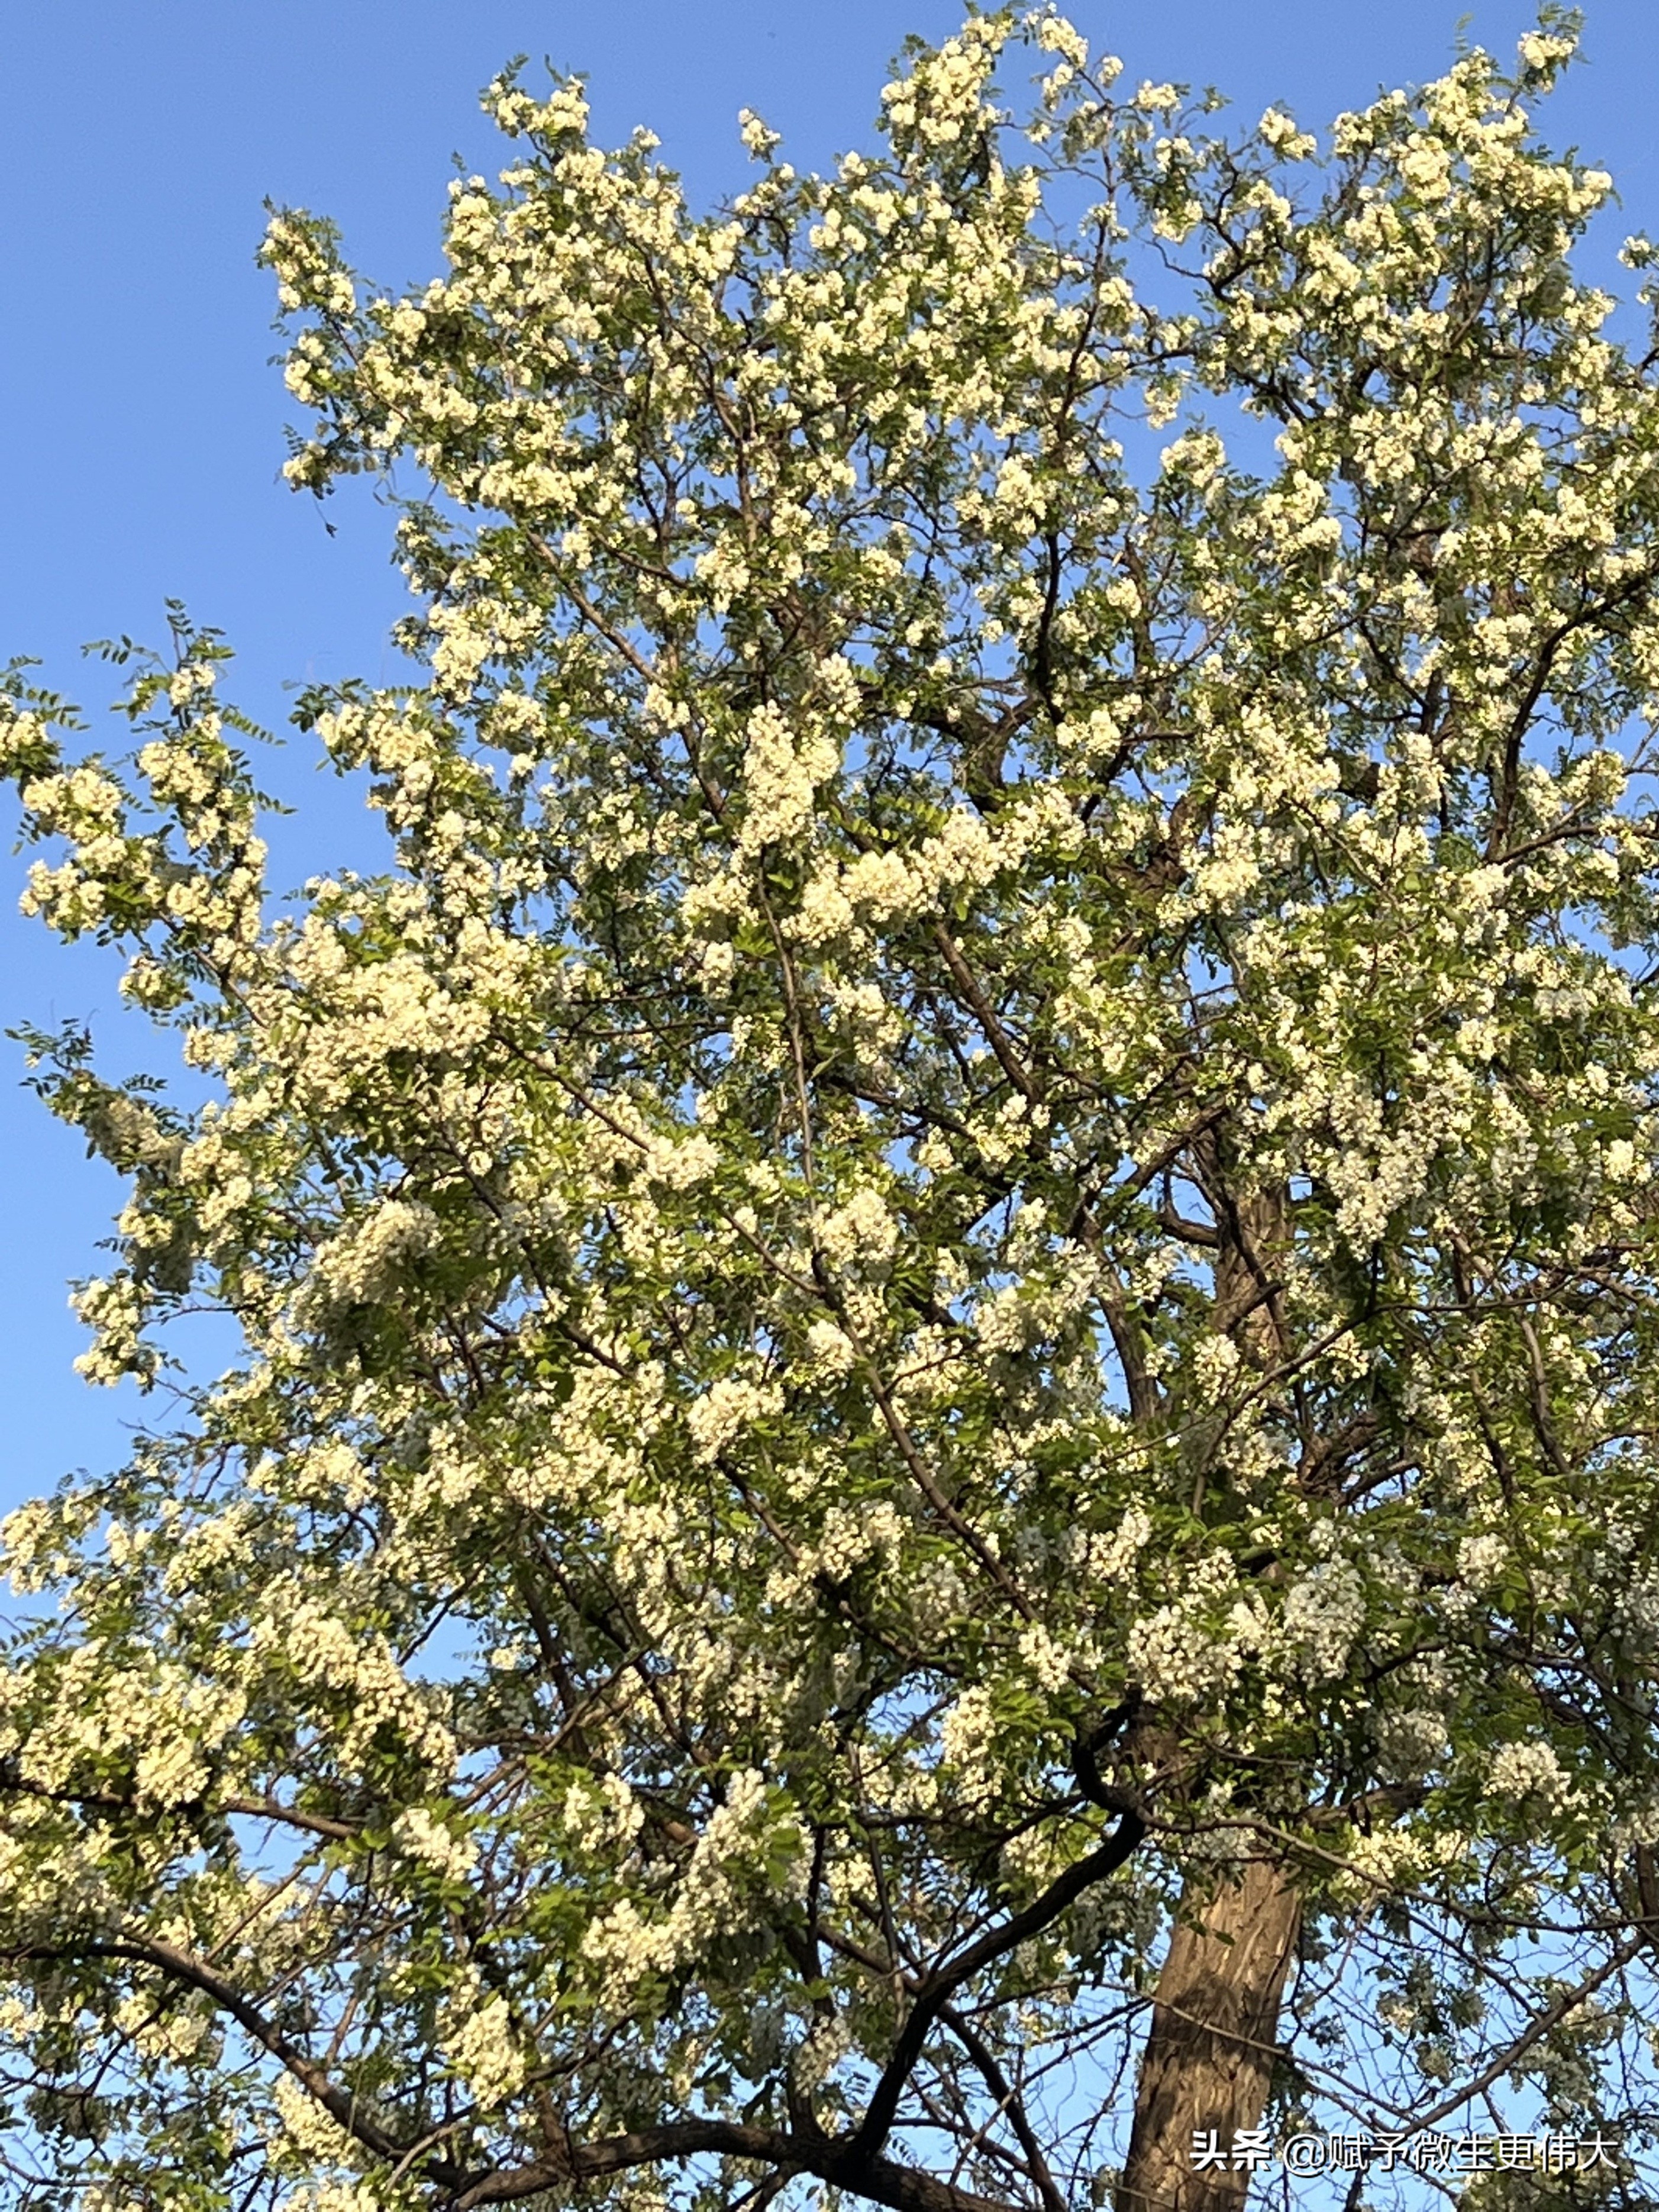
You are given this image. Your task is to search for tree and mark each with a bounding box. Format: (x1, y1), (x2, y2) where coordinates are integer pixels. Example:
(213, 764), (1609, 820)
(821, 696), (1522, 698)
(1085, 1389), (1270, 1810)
(4, 7), (1659, 2206)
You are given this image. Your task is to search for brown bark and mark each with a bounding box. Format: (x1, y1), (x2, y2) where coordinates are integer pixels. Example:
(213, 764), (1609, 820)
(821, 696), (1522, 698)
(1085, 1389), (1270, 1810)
(1115, 1858), (1301, 2212)
(1109, 1129), (1299, 2212)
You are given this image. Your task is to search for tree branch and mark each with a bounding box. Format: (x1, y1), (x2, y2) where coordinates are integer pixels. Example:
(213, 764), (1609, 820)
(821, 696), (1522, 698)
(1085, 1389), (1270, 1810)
(849, 1810), (1145, 2167)
(938, 2001), (1069, 2212)
(455, 2119), (1023, 2212)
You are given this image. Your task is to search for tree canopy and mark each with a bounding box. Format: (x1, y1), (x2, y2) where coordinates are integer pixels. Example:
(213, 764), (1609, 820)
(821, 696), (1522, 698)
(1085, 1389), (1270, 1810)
(5, 8), (1659, 2208)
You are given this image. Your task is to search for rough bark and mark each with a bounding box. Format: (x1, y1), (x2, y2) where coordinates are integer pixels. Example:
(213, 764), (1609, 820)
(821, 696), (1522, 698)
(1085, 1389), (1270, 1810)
(1108, 1134), (1300, 2212)
(1115, 1858), (1302, 2212)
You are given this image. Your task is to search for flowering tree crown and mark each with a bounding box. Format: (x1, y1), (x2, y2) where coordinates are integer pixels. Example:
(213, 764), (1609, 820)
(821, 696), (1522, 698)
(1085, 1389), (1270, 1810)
(5, 8), (1659, 2207)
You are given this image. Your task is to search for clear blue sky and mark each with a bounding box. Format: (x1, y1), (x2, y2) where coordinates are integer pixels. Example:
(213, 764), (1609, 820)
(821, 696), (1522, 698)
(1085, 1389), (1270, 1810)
(2, 0), (1655, 1515)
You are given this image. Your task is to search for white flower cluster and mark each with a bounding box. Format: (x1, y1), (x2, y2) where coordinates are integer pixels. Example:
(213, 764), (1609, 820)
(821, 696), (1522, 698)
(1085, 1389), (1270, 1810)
(392, 1804), (479, 1883)
(1279, 1560), (1367, 1682)
(443, 1987), (532, 2107)
(581, 1771), (806, 2005)
(296, 1198), (440, 1325)
(1487, 1741), (1577, 1811)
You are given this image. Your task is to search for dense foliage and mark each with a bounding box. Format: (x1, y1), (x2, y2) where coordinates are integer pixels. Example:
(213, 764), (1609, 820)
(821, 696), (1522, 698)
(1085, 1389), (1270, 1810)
(5, 9), (1659, 2207)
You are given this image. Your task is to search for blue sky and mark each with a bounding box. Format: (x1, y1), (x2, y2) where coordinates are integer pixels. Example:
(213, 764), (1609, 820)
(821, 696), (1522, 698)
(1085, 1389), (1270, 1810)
(3, 0), (1657, 1514)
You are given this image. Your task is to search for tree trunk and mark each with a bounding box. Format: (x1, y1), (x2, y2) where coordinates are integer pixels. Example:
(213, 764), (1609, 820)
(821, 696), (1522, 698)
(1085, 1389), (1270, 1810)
(1115, 1858), (1301, 2212)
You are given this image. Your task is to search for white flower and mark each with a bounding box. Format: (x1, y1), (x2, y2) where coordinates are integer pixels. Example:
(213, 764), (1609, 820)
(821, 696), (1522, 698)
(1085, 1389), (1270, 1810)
(738, 108), (781, 160)
(737, 702), (839, 850)
(1280, 1561), (1366, 1681)
(816, 1186), (899, 1272)
(443, 1990), (530, 2105)
(1258, 108), (1316, 159)
(1488, 1740), (1576, 1810)
(392, 1805), (478, 1882)
(685, 1374), (785, 1462)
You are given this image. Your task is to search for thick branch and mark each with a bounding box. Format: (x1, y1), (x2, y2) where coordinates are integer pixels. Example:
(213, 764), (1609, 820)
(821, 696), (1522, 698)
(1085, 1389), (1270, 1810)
(457, 2120), (1021, 2212)
(929, 921), (1038, 1103)
(850, 1810), (1145, 2166)
(10, 1938), (1025, 2212)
